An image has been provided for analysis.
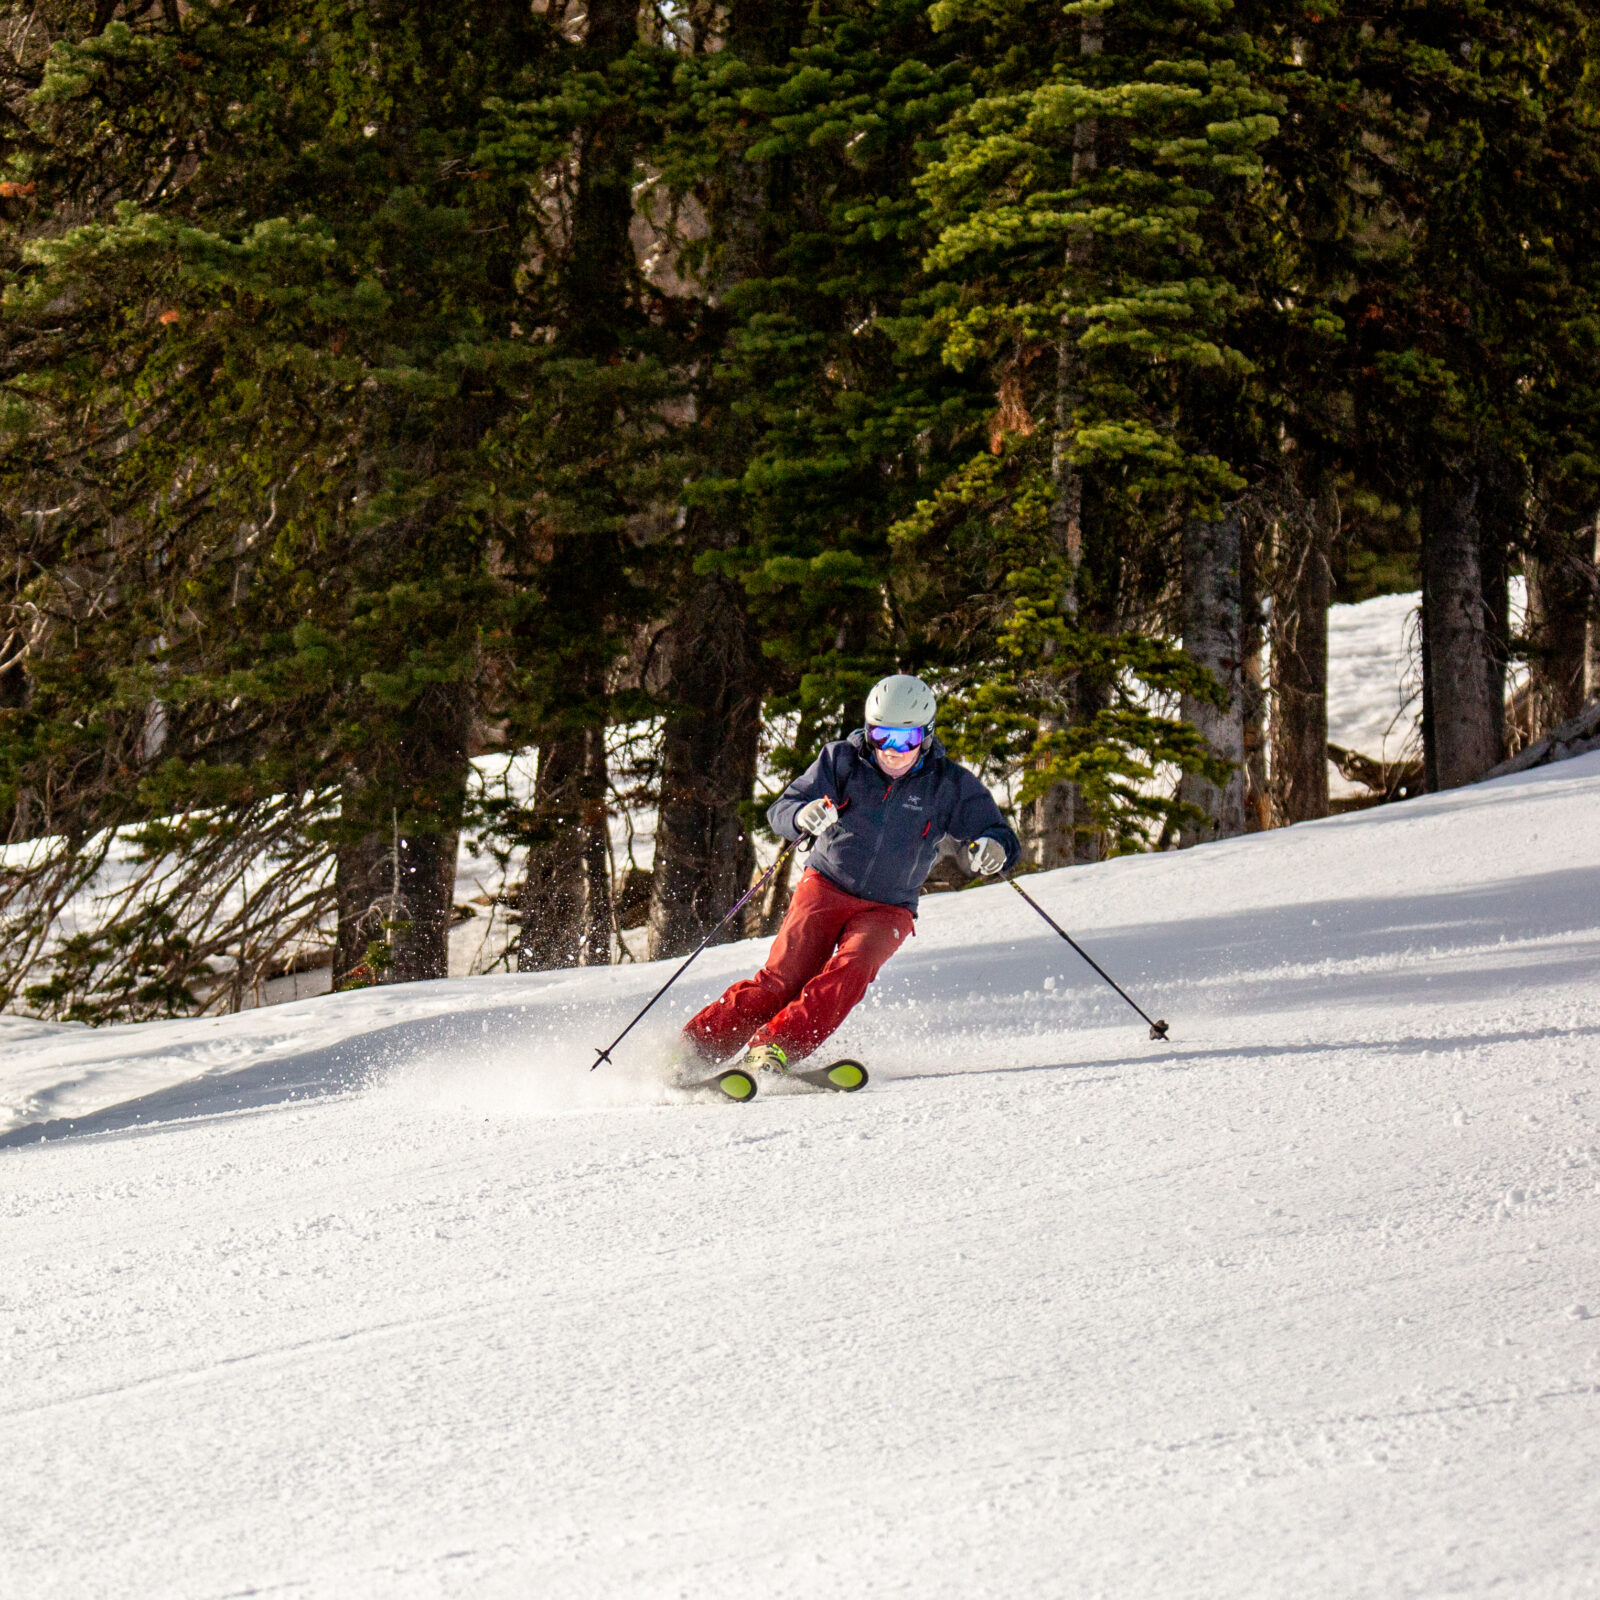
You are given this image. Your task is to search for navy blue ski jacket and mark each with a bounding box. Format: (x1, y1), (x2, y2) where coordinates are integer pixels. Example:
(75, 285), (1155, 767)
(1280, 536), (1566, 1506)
(768, 731), (1022, 912)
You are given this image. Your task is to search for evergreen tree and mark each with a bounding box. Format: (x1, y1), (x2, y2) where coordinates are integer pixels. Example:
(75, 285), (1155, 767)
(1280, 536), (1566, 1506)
(1, 0), (556, 1008)
(900, 0), (1279, 856)
(624, 0), (996, 946)
(637, 0), (811, 961)
(477, 0), (681, 970)
(2, 0), (1599, 1023)
(1280, 2), (1600, 789)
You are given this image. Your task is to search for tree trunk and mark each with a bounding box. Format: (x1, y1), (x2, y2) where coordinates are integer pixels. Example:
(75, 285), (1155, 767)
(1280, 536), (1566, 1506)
(1589, 514), (1600, 704)
(567, 0), (637, 345)
(518, 723), (610, 970)
(509, 0), (637, 973)
(647, 577), (762, 959)
(388, 828), (460, 983)
(334, 821), (390, 985)
(1178, 505), (1246, 844)
(1023, 714), (1082, 870)
(333, 683), (469, 986)
(641, 0), (789, 958)
(1270, 492), (1333, 824)
(0, 655), (37, 842)
(1523, 499), (1587, 736)
(746, 833), (796, 939)
(1477, 454), (1519, 762)
(1420, 469), (1500, 790)
(580, 728), (613, 967)
(1526, 535), (1591, 736)
(1240, 514), (1268, 831)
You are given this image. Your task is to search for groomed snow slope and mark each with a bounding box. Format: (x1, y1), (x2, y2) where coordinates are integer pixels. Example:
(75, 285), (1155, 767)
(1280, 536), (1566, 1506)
(4, 756), (1600, 1599)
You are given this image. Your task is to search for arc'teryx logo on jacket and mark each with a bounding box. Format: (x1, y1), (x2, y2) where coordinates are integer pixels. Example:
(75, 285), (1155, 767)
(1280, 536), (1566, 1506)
(768, 731), (1022, 913)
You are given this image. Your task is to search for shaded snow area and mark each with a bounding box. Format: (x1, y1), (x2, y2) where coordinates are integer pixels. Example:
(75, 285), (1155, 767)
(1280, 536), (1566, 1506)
(5, 756), (1600, 1598)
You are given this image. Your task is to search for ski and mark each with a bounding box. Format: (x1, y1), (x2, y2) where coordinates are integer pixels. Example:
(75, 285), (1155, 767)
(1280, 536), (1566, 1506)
(679, 1058), (866, 1100)
(682, 1067), (758, 1102)
(791, 1058), (869, 1093)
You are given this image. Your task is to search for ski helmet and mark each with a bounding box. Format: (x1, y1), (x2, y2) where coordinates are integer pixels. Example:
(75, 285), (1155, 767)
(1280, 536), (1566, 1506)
(865, 673), (937, 729)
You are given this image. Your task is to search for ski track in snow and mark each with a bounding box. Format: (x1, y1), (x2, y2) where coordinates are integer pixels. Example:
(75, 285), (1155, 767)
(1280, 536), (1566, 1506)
(3, 755), (1600, 1597)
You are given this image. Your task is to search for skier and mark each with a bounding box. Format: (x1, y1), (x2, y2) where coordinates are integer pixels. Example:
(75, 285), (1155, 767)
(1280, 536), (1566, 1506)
(681, 673), (1021, 1081)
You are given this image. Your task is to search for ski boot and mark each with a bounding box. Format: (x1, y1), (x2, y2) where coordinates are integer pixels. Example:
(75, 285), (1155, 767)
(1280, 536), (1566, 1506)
(740, 1042), (790, 1077)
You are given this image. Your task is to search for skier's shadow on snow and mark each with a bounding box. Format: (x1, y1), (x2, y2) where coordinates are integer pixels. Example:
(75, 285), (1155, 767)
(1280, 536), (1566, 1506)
(0, 1010), (534, 1151)
(892, 1020), (1600, 1084)
(883, 863), (1600, 1023)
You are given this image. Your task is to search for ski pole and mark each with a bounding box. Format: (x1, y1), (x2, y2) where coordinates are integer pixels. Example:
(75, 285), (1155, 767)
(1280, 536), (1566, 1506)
(591, 835), (803, 1070)
(1008, 878), (1170, 1042)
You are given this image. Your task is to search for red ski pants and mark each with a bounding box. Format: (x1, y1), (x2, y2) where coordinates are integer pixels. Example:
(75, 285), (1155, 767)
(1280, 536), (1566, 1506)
(684, 869), (914, 1064)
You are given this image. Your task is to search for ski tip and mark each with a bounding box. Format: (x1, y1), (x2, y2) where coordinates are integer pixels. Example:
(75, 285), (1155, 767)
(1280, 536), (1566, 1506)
(797, 1058), (867, 1092)
(677, 1067), (758, 1101)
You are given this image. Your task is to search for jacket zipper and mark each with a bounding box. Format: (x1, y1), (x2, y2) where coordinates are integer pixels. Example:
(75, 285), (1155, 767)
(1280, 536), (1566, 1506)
(865, 763), (934, 896)
(841, 741), (942, 903)
(861, 770), (897, 888)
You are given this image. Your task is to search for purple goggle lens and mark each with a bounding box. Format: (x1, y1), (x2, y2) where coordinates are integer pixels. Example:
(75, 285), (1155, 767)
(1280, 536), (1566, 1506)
(868, 725), (926, 754)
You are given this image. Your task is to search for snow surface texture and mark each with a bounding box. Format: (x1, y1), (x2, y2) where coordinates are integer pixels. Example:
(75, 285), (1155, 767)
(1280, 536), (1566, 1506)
(5, 754), (1599, 1597)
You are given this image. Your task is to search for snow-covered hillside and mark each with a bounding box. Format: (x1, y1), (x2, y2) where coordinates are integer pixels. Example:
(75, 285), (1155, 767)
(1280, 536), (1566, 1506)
(5, 754), (1599, 1597)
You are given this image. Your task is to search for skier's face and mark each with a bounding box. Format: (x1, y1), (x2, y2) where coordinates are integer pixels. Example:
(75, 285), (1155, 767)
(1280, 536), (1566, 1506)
(875, 743), (919, 778)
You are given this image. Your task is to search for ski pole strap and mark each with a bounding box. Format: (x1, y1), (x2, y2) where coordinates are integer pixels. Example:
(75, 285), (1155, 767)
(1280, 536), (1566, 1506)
(591, 836), (799, 1070)
(1008, 878), (1171, 1043)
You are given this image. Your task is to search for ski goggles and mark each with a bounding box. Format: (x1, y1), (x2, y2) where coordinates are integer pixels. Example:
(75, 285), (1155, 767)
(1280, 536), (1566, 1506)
(867, 724), (927, 754)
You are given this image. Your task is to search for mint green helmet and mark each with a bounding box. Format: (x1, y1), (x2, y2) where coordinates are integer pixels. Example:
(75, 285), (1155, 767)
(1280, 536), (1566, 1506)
(865, 674), (937, 729)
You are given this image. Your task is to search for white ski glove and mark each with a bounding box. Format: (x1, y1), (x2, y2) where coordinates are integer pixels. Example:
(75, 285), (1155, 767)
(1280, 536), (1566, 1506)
(795, 797), (840, 838)
(966, 836), (1006, 877)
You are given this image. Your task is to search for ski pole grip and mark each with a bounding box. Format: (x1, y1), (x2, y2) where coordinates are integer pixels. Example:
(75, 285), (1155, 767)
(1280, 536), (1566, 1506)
(796, 795), (844, 853)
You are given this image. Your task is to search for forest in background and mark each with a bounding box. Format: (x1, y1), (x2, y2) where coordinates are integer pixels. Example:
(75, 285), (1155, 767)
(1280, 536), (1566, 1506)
(1, 0), (1598, 1022)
